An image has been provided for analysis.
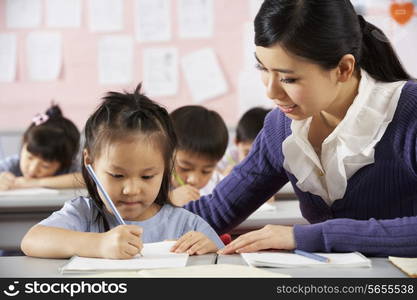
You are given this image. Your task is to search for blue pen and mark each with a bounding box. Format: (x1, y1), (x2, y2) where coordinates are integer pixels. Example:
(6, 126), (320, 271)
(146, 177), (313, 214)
(86, 164), (125, 225)
(294, 249), (330, 263)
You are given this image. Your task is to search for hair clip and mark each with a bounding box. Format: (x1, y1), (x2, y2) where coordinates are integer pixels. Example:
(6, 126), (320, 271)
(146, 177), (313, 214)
(32, 113), (49, 126)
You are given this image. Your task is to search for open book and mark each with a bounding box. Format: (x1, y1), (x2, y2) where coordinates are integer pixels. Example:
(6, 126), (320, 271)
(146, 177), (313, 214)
(389, 256), (417, 278)
(242, 251), (371, 268)
(60, 241), (188, 274)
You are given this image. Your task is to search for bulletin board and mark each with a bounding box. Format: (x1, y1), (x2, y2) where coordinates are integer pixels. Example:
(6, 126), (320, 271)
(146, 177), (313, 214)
(0, 0), (416, 131)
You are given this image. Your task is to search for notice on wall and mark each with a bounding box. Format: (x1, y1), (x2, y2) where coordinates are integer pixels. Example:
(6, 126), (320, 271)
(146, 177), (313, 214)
(143, 47), (178, 97)
(178, 0), (213, 39)
(181, 48), (228, 103)
(26, 32), (62, 81)
(6, 0), (42, 28)
(98, 35), (133, 85)
(0, 34), (17, 82)
(135, 0), (171, 42)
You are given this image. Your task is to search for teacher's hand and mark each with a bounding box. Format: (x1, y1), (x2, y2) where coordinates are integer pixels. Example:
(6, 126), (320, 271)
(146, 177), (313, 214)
(218, 225), (296, 254)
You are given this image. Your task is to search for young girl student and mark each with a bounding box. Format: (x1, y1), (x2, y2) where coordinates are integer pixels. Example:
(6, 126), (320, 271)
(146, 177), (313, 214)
(0, 104), (82, 190)
(21, 84), (224, 259)
(185, 0), (417, 257)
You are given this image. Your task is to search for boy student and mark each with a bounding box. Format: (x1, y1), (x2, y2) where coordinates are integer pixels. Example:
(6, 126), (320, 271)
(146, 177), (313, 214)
(170, 105), (228, 207)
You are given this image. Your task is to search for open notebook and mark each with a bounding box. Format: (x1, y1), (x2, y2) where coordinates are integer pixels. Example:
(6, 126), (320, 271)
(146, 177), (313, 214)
(389, 256), (417, 278)
(242, 251), (371, 268)
(60, 241), (188, 274)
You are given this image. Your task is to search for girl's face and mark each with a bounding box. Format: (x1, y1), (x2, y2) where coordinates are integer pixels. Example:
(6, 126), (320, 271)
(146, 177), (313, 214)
(255, 44), (342, 120)
(84, 136), (165, 221)
(19, 144), (61, 178)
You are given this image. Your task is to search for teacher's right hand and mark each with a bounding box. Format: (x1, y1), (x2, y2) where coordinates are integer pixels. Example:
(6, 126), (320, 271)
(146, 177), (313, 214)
(218, 225), (296, 254)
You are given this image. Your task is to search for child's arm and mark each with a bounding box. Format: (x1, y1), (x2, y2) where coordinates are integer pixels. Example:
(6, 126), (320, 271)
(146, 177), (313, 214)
(170, 185), (200, 206)
(170, 231), (218, 255)
(21, 224), (143, 259)
(0, 171), (16, 191)
(13, 172), (84, 189)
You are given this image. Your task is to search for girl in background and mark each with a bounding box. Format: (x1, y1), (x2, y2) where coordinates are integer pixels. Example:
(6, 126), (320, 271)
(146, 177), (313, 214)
(0, 104), (82, 190)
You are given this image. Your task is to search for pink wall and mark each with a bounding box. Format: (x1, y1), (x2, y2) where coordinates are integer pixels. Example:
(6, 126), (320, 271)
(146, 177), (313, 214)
(0, 0), (252, 131)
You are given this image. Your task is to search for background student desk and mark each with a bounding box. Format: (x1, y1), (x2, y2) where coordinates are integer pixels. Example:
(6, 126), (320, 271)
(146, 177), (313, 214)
(0, 188), (87, 251)
(231, 199), (308, 235)
(0, 255), (406, 278)
(0, 254), (216, 278)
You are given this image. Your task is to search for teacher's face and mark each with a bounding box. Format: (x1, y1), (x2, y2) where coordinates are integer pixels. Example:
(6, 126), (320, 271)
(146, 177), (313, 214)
(255, 44), (341, 120)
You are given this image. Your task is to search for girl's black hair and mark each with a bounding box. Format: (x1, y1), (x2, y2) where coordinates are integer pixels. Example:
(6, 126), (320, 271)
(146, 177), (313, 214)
(254, 0), (412, 82)
(170, 105), (228, 161)
(82, 83), (177, 231)
(236, 107), (271, 143)
(22, 104), (80, 172)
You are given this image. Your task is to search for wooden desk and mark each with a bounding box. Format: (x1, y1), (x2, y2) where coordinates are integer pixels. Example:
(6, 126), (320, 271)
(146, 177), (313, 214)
(216, 254), (406, 278)
(0, 189), (87, 250)
(231, 200), (308, 234)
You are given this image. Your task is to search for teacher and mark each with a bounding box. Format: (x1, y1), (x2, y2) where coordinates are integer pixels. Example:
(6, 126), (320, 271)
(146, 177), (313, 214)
(180, 0), (417, 257)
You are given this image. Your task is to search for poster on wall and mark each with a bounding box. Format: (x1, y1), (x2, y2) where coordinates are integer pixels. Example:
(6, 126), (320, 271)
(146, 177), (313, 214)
(181, 48), (228, 103)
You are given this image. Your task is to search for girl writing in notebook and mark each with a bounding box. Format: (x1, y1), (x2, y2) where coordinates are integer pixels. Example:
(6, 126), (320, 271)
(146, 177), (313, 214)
(21, 84), (224, 259)
(0, 104), (82, 190)
(185, 0), (417, 257)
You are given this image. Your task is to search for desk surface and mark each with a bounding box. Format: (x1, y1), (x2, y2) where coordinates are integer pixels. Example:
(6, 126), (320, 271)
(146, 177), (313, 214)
(0, 254), (406, 278)
(217, 254), (406, 278)
(0, 254), (216, 277)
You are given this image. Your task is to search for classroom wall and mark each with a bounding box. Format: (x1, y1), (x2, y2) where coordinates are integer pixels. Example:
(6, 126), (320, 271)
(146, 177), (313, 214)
(0, 0), (416, 132)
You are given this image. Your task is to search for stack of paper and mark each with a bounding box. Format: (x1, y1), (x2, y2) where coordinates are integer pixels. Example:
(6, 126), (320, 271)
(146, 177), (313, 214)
(60, 241), (188, 274)
(242, 251), (371, 268)
(389, 256), (417, 278)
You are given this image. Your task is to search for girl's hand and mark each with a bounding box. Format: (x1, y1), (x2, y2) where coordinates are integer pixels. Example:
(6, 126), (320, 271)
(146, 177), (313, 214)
(0, 172), (16, 191)
(171, 231), (218, 255)
(170, 185), (200, 206)
(218, 225), (295, 254)
(13, 176), (38, 189)
(99, 225), (143, 259)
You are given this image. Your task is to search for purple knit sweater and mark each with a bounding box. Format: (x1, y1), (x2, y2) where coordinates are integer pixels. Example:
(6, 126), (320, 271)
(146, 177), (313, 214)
(185, 80), (417, 257)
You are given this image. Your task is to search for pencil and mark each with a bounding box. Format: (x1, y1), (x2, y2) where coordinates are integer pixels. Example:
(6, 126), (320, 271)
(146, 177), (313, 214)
(294, 249), (330, 263)
(173, 172), (185, 186)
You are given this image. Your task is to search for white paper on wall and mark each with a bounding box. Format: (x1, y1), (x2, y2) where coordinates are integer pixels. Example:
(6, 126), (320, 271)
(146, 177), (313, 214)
(46, 0), (81, 28)
(178, 0), (213, 39)
(135, 0), (171, 42)
(98, 35), (133, 85)
(181, 48), (228, 103)
(249, 0), (264, 20)
(89, 0), (123, 32)
(6, 0), (42, 28)
(243, 22), (257, 71)
(238, 69), (274, 116)
(143, 48), (178, 97)
(26, 32), (62, 81)
(0, 34), (17, 82)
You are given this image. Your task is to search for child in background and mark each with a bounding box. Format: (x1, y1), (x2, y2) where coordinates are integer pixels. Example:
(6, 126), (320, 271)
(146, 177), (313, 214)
(21, 84), (224, 259)
(169, 105), (230, 245)
(0, 104), (82, 190)
(170, 106), (228, 206)
(217, 107), (271, 176)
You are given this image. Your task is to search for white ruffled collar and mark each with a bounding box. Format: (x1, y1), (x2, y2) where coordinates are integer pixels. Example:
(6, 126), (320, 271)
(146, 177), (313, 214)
(282, 69), (406, 205)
